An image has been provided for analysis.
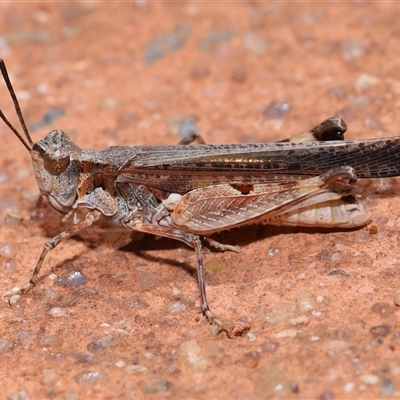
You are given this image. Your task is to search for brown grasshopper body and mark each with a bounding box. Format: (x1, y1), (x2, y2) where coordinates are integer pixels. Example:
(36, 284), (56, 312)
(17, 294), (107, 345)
(1, 59), (400, 333)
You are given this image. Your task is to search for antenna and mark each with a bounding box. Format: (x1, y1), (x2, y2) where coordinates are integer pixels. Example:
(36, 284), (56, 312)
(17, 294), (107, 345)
(0, 59), (34, 152)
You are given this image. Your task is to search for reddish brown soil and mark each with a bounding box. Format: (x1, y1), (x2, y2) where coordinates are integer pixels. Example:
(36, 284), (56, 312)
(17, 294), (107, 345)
(1, 2), (400, 399)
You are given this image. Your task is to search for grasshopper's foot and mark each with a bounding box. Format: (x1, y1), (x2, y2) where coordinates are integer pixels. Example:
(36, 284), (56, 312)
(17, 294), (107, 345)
(4, 282), (34, 305)
(203, 308), (229, 335)
(228, 320), (251, 337)
(206, 238), (240, 253)
(203, 308), (250, 338)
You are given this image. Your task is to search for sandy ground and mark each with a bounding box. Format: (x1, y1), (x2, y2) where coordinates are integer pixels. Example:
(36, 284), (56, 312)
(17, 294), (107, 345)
(1, 2), (400, 399)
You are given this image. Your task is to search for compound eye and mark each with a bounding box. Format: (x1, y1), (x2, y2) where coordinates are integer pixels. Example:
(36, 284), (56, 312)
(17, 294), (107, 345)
(44, 155), (70, 175)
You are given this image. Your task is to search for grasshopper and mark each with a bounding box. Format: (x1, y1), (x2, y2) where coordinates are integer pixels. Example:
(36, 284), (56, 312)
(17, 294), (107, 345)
(1, 59), (400, 334)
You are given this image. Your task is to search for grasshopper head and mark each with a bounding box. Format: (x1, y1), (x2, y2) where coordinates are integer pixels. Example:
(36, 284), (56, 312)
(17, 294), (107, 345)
(32, 130), (82, 214)
(0, 60), (82, 214)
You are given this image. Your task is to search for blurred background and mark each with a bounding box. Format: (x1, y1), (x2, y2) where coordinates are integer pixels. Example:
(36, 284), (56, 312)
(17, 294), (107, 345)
(1, 2), (399, 150)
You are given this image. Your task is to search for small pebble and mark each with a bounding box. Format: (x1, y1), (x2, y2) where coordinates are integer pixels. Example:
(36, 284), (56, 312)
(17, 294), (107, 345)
(117, 111), (137, 128)
(328, 85), (347, 99)
(318, 391), (335, 400)
(243, 31), (268, 55)
(0, 338), (14, 354)
(262, 102), (291, 118)
(87, 334), (119, 354)
(87, 341), (104, 354)
(268, 247), (280, 256)
(335, 330), (348, 340)
(391, 331), (400, 343)
(328, 269), (350, 278)
(263, 340), (278, 353)
(191, 66), (210, 80)
(369, 325), (390, 338)
(179, 340), (207, 370)
(344, 382), (355, 392)
(48, 307), (68, 317)
(7, 390), (30, 400)
(255, 364), (293, 397)
(263, 302), (296, 324)
(14, 330), (30, 343)
(364, 115), (382, 130)
(352, 94), (370, 109)
(394, 217), (400, 230)
(124, 364), (148, 374)
(369, 178), (394, 195)
(138, 270), (161, 291)
(42, 369), (57, 385)
(0, 36), (9, 53)
(138, 377), (171, 394)
(242, 351), (261, 369)
(41, 289), (60, 304)
(341, 40), (366, 60)
(168, 116), (199, 138)
(46, 352), (65, 363)
(318, 250), (329, 260)
(381, 379), (395, 396)
(129, 298), (150, 309)
(205, 258), (226, 274)
(296, 290), (317, 313)
(28, 108), (65, 131)
(146, 24), (190, 64)
(321, 340), (350, 353)
(275, 329), (297, 339)
(198, 28), (235, 51)
(101, 97), (118, 110)
(308, 262), (316, 269)
(360, 374), (379, 385)
(368, 225), (378, 234)
(370, 302), (395, 318)
(289, 315), (309, 326)
(246, 332), (257, 342)
(63, 393), (78, 400)
(377, 216), (389, 225)
(0, 241), (13, 256)
(74, 370), (103, 387)
(39, 335), (63, 348)
(170, 301), (186, 313)
(73, 352), (94, 364)
(231, 68), (246, 83)
(355, 231), (369, 243)
(55, 271), (87, 288)
(312, 310), (322, 317)
(115, 360), (126, 368)
(355, 73), (380, 90)
(171, 287), (180, 296)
